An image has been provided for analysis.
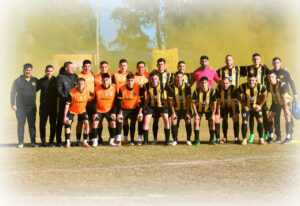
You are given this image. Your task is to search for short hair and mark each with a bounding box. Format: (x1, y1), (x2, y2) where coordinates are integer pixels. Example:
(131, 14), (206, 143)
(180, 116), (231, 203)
(223, 76), (232, 82)
(200, 76), (208, 82)
(200, 55), (209, 61)
(225, 54), (233, 59)
(175, 71), (183, 77)
(177, 61), (185, 65)
(267, 70), (276, 76)
(64, 61), (73, 68)
(247, 73), (257, 78)
(83, 59), (91, 66)
(157, 58), (166, 64)
(100, 60), (108, 65)
(119, 59), (128, 64)
(272, 57), (281, 62)
(126, 73), (134, 79)
(101, 73), (110, 79)
(150, 70), (159, 77)
(136, 61), (146, 67)
(45, 65), (54, 71)
(23, 63), (33, 70)
(77, 78), (85, 83)
(252, 53), (261, 58)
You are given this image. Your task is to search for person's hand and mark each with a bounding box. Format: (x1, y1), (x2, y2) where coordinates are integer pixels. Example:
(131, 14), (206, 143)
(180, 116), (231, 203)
(11, 105), (17, 111)
(137, 112), (143, 122)
(63, 116), (67, 124)
(195, 114), (200, 121)
(117, 113), (123, 121)
(243, 105), (250, 111)
(110, 113), (116, 121)
(284, 109), (291, 120)
(211, 114), (216, 121)
(294, 94), (298, 100)
(255, 105), (262, 112)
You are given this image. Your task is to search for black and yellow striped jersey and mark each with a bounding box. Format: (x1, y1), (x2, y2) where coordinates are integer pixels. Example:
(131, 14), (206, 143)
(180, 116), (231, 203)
(192, 87), (217, 113)
(169, 72), (192, 86)
(240, 65), (269, 85)
(237, 83), (267, 109)
(158, 71), (171, 89)
(166, 83), (191, 111)
(144, 82), (167, 108)
(217, 66), (240, 87)
(215, 85), (238, 109)
(266, 79), (291, 105)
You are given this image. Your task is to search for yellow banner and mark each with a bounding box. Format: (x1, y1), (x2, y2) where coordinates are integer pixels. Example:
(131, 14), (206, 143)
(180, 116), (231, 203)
(152, 48), (178, 72)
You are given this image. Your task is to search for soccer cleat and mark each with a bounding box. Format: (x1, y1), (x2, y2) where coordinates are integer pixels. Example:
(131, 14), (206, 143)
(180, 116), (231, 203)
(92, 138), (98, 147)
(195, 141), (200, 146)
(209, 140), (218, 146)
(234, 138), (240, 144)
(171, 141), (177, 146)
(116, 141), (122, 146)
(48, 143), (55, 147)
(57, 143), (63, 147)
(82, 142), (91, 148)
(165, 140), (170, 146)
(248, 134), (255, 143)
(259, 138), (266, 145)
(266, 138), (273, 144)
(17, 144), (24, 148)
(142, 141), (148, 146)
(221, 138), (227, 144)
(130, 141), (134, 146)
(75, 141), (81, 147)
(264, 134), (269, 141)
(123, 139), (129, 145)
(66, 142), (71, 148)
(186, 140), (192, 146)
(31, 143), (38, 148)
(109, 142), (116, 146)
(215, 138), (220, 144)
(241, 138), (247, 146)
(137, 141), (142, 146)
(98, 138), (103, 145)
(151, 139), (158, 145)
(274, 137), (281, 143)
(282, 138), (291, 144)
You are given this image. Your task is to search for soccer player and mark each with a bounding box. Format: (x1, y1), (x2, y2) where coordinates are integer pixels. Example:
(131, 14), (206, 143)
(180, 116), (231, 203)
(112, 59), (132, 144)
(266, 70), (293, 144)
(143, 70), (170, 146)
(37, 65), (57, 147)
(151, 58), (171, 144)
(240, 53), (269, 142)
(91, 73), (117, 146)
(271, 57), (297, 142)
(215, 77), (240, 144)
(116, 74), (144, 146)
(192, 76), (217, 145)
(237, 74), (267, 145)
(191, 55), (219, 89)
(167, 71), (192, 145)
(11, 63), (38, 148)
(56, 61), (77, 147)
(217, 55), (240, 88)
(63, 78), (92, 148)
(169, 61), (193, 86)
(76, 60), (95, 146)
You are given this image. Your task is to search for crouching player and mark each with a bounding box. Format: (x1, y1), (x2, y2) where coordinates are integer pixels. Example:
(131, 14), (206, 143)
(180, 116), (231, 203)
(91, 73), (117, 147)
(143, 70), (170, 145)
(266, 70), (293, 144)
(192, 76), (217, 146)
(237, 74), (267, 145)
(63, 78), (92, 148)
(215, 77), (240, 143)
(167, 71), (192, 145)
(116, 74), (144, 146)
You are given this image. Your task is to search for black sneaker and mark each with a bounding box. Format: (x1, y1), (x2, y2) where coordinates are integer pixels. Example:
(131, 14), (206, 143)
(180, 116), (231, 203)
(48, 143), (55, 147)
(266, 138), (273, 144)
(274, 137), (281, 143)
(75, 141), (81, 147)
(234, 138), (240, 144)
(143, 141), (148, 146)
(41, 143), (47, 147)
(282, 138), (291, 144)
(98, 138), (103, 145)
(56, 143), (63, 147)
(215, 138), (220, 144)
(151, 139), (158, 145)
(165, 140), (170, 146)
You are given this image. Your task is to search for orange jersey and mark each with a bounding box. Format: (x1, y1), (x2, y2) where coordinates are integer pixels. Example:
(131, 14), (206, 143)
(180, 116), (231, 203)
(94, 84), (116, 113)
(134, 72), (149, 86)
(67, 88), (90, 114)
(113, 71), (132, 90)
(94, 73), (113, 88)
(77, 72), (95, 94)
(118, 83), (141, 110)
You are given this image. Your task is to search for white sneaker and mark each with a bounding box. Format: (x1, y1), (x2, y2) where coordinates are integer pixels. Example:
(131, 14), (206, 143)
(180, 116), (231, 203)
(186, 140), (192, 146)
(171, 141), (177, 146)
(109, 138), (116, 146)
(92, 138), (98, 147)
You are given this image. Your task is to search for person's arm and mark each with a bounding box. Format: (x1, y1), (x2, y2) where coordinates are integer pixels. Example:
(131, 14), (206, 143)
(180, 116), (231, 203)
(286, 71), (297, 98)
(213, 70), (220, 84)
(186, 87), (192, 117)
(63, 94), (72, 124)
(10, 79), (18, 111)
(191, 90), (199, 119)
(210, 92), (217, 120)
(256, 88), (267, 111)
(37, 78), (41, 92)
(56, 76), (65, 99)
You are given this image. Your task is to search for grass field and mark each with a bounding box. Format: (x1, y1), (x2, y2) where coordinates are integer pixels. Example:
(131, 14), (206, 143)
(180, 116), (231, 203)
(1, 116), (300, 206)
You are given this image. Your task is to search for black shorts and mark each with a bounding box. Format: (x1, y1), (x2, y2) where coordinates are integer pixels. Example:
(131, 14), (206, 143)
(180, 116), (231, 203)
(174, 110), (188, 120)
(197, 111), (212, 120)
(122, 108), (139, 120)
(145, 106), (168, 118)
(86, 101), (95, 121)
(67, 111), (88, 122)
(242, 109), (262, 122)
(220, 103), (240, 118)
(95, 110), (115, 122)
(270, 103), (291, 113)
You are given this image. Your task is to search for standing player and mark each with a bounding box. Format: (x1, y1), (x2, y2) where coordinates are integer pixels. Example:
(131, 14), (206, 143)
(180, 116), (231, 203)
(76, 60), (95, 146)
(240, 53), (269, 142)
(143, 70), (170, 146)
(215, 77), (240, 143)
(192, 76), (217, 145)
(37, 65), (57, 147)
(91, 73), (117, 146)
(237, 74), (267, 145)
(217, 55), (240, 88)
(271, 57), (297, 142)
(266, 70), (293, 144)
(167, 71), (192, 145)
(169, 61), (193, 86)
(63, 78), (92, 148)
(116, 74), (144, 146)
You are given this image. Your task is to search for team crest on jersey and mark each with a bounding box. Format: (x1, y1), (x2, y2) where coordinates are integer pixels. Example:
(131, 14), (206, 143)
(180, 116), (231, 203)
(32, 82), (36, 86)
(133, 92), (136, 96)
(279, 75), (284, 79)
(110, 92), (113, 96)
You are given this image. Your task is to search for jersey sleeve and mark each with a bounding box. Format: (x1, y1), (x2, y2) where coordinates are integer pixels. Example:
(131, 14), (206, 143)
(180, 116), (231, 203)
(215, 86), (221, 99)
(286, 71), (297, 95)
(66, 92), (72, 105)
(166, 85), (174, 99)
(10, 79), (18, 107)
(232, 88), (238, 99)
(211, 89), (217, 102)
(280, 82), (288, 95)
(186, 86), (192, 96)
(192, 89), (198, 102)
(260, 85), (267, 94)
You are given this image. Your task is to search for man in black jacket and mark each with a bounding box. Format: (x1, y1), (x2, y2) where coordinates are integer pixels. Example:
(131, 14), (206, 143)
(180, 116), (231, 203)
(56, 61), (77, 146)
(37, 65), (57, 147)
(11, 63), (38, 148)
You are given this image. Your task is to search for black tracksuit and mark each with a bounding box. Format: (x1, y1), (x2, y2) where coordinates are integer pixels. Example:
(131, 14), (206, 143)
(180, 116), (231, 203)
(56, 68), (77, 143)
(37, 75), (57, 144)
(11, 75), (38, 144)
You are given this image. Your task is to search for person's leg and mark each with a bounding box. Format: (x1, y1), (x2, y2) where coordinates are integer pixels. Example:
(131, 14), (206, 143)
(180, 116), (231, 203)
(171, 113), (178, 143)
(91, 114), (100, 147)
(49, 107), (57, 145)
(194, 113), (201, 145)
(241, 110), (249, 145)
(130, 118), (137, 144)
(161, 113), (170, 145)
(142, 114), (152, 145)
(266, 110), (276, 143)
(56, 99), (65, 146)
(16, 109), (26, 146)
(39, 108), (48, 146)
(262, 107), (269, 139)
(257, 117), (264, 144)
(222, 115), (228, 140)
(123, 119), (129, 143)
(76, 121), (83, 144)
(82, 119), (90, 147)
(185, 117), (192, 143)
(274, 108), (282, 142)
(152, 118), (159, 143)
(98, 119), (104, 144)
(27, 107), (37, 145)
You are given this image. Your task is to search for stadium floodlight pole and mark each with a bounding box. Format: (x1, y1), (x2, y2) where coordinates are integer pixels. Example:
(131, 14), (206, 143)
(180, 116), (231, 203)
(96, 5), (100, 66)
